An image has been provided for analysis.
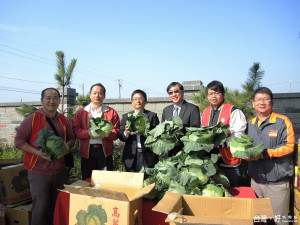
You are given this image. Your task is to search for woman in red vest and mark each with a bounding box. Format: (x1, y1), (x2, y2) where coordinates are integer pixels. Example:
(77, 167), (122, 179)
(15, 88), (75, 225)
(201, 81), (247, 187)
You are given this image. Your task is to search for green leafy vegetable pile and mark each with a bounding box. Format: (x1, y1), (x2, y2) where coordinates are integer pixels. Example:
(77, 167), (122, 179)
(142, 120), (234, 199)
(142, 151), (232, 199)
(180, 123), (230, 153)
(126, 109), (150, 135)
(230, 134), (264, 159)
(89, 116), (113, 138)
(33, 128), (68, 161)
(144, 116), (183, 156)
(76, 204), (107, 225)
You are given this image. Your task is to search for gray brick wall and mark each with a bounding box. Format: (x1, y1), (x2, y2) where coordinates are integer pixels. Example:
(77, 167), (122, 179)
(273, 93), (300, 141)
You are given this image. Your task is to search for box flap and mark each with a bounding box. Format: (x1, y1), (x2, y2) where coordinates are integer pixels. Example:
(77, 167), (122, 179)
(65, 185), (129, 201)
(165, 215), (253, 225)
(0, 159), (22, 167)
(131, 183), (155, 201)
(70, 180), (90, 187)
(91, 170), (144, 188)
(252, 198), (274, 218)
(0, 163), (23, 170)
(152, 192), (182, 214)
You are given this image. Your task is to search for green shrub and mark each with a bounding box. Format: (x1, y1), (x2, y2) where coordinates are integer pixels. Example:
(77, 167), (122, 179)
(0, 143), (23, 159)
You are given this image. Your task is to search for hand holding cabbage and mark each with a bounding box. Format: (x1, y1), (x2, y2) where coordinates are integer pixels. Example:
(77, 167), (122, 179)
(33, 128), (69, 161)
(126, 109), (150, 135)
(230, 134), (264, 159)
(89, 116), (113, 139)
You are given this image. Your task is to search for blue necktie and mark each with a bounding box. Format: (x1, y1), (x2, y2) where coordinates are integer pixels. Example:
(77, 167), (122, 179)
(174, 107), (179, 116)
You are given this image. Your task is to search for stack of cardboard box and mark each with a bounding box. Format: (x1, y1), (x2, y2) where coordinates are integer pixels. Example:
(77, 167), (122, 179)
(0, 159), (32, 225)
(294, 141), (300, 225)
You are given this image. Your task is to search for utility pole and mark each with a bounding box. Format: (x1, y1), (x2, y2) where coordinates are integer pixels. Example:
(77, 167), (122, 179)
(289, 80), (292, 92)
(116, 78), (123, 99)
(82, 83), (84, 96)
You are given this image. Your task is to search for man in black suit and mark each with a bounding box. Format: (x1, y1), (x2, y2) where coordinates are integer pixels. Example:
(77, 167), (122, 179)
(162, 82), (200, 128)
(162, 82), (201, 156)
(119, 89), (160, 172)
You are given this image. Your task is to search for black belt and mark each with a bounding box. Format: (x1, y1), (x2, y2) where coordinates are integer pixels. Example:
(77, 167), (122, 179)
(137, 148), (143, 153)
(90, 144), (102, 148)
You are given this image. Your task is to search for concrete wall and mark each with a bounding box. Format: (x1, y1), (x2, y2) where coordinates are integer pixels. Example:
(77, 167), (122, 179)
(273, 92), (300, 141)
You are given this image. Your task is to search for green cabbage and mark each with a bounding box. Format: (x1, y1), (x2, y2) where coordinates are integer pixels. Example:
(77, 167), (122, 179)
(33, 128), (68, 161)
(180, 123), (230, 153)
(230, 134), (264, 159)
(144, 116), (183, 156)
(201, 184), (224, 197)
(89, 116), (113, 138)
(126, 109), (150, 135)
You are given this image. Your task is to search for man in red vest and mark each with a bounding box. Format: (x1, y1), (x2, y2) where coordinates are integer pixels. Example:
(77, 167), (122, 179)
(201, 81), (247, 187)
(15, 88), (75, 225)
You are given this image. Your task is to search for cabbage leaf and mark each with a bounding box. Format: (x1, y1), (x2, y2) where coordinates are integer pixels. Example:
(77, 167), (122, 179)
(144, 116), (183, 156)
(33, 128), (68, 161)
(89, 116), (113, 138)
(230, 134), (264, 159)
(180, 123), (229, 153)
(126, 109), (150, 135)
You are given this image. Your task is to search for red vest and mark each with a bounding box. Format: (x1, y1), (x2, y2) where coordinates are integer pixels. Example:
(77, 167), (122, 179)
(24, 112), (68, 170)
(202, 103), (242, 165)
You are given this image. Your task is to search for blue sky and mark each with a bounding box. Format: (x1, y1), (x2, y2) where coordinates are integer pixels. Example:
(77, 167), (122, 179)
(0, 0), (299, 103)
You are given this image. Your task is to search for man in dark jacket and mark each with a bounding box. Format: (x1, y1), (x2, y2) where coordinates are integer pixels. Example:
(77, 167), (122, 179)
(119, 89), (159, 172)
(246, 87), (295, 225)
(162, 82), (200, 156)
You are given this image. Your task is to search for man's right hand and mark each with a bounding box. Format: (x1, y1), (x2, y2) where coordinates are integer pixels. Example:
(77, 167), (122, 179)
(125, 125), (131, 135)
(37, 151), (51, 161)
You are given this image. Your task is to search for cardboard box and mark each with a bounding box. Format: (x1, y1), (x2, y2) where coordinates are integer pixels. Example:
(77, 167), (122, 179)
(296, 143), (300, 167)
(65, 170), (154, 225)
(296, 166), (299, 189)
(5, 203), (31, 225)
(0, 159), (22, 168)
(0, 204), (5, 225)
(294, 207), (300, 225)
(295, 188), (300, 212)
(153, 191), (274, 225)
(0, 164), (31, 205)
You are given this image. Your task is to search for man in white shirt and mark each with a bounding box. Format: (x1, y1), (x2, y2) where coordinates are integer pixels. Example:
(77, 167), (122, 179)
(72, 83), (120, 179)
(201, 80), (247, 187)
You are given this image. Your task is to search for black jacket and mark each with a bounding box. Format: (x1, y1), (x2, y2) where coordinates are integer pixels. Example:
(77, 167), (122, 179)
(119, 109), (159, 169)
(162, 100), (201, 129)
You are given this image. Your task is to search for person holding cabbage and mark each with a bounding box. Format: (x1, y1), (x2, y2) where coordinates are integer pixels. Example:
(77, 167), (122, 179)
(15, 88), (75, 225)
(72, 83), (120, 179)
(201, 80), (247, 187)
(119, 89), (159, 172)
(246, 87), (295, 225)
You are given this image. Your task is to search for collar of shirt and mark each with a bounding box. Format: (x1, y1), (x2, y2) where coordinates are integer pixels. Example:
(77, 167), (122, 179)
(86, 103), (103, 118)
(211, 100), (225, 112)
(173, 102), (183, 110)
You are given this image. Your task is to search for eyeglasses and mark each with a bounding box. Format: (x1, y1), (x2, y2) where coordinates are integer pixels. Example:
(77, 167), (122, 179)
(253, 98), (272, 103)
(44, 96), (60, 101)
(132, 97), (145, 102)
(207, 92), (222, 97)
(168, 90), (180, 95)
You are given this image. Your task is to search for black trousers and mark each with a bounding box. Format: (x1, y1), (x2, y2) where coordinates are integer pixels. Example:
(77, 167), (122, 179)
(81, 144), (113, 180)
